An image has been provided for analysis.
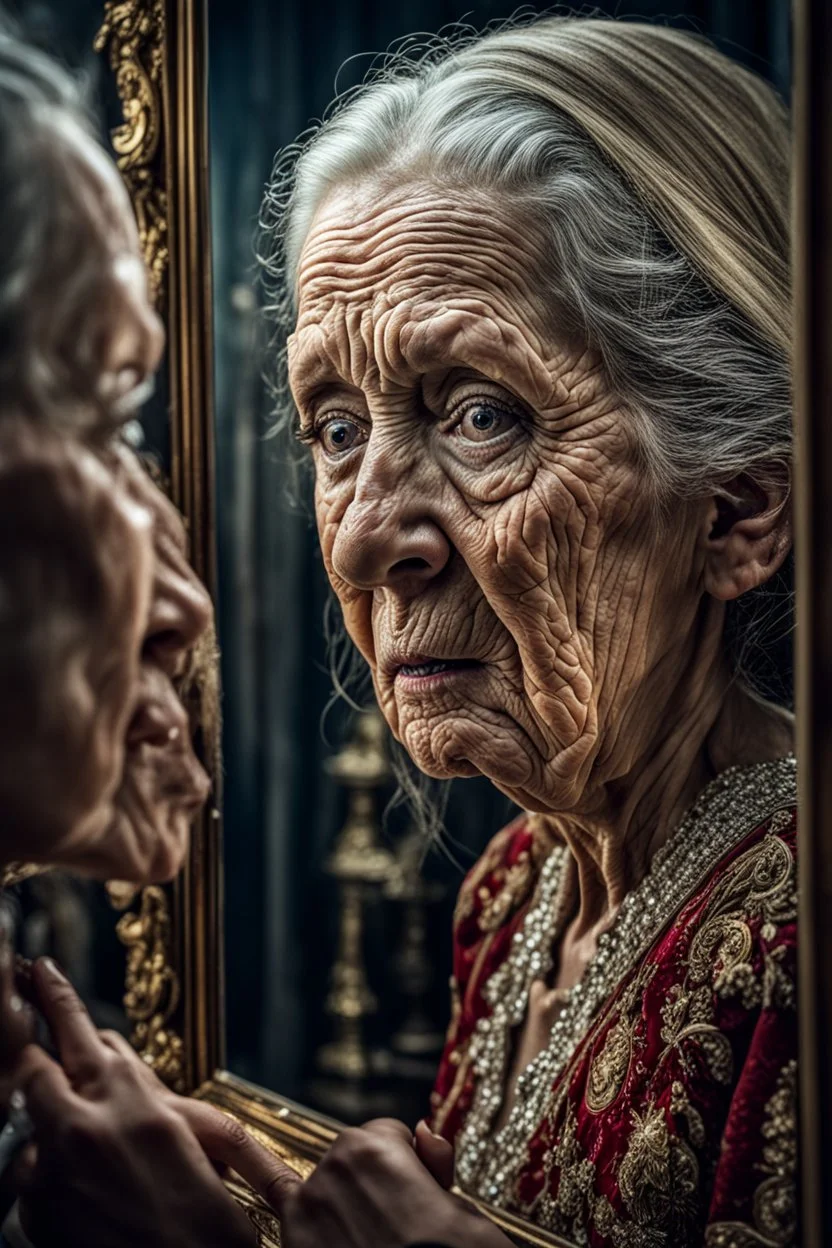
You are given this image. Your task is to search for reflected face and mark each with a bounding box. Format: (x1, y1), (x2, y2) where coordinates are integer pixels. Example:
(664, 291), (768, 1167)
(0, 126), (212, 881)
(290, 183), (708, 812)
(68, 128), (213, 880)
(101, 447), (213, 881)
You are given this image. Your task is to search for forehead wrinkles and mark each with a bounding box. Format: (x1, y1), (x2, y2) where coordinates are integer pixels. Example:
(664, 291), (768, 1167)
(293, 190), (555, 394)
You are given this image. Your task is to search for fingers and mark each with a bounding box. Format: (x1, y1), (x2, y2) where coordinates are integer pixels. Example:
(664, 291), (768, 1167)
(359, 1117), (415, 1147)
(0, 909), (34, 1081)
(174, 1099), (302, 1217)
(14, 1044), (73, 1132)
(30, 959), (103, 1084)
(413, 1120), (455, 1191)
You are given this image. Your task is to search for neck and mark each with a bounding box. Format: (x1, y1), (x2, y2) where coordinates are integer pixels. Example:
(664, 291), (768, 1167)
(542, 604), (793, 945)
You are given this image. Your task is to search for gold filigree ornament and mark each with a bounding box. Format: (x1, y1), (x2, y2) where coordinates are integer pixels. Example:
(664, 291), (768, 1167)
(110, 884), (185, 1091)
(94, 0), (169, 303)
(586, 965), (656, 1114)
(705, 1060), (797, 1248)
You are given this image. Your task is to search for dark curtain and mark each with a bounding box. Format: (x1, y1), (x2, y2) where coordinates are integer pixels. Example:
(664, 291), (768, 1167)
(209, 0), (791, 1099)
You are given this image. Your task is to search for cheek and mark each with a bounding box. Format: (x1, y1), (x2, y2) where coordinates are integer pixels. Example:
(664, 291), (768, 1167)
(453, 463), (645, 716)
(314, 473), (353, 590)
(314, 474), (376, 659)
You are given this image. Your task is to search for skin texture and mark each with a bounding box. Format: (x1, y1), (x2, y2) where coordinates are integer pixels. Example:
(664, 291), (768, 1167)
(0, 104), (236, 1248)
(290, 180), (794, 954)
(0, 423), (153, 872)
(14, 962), (257, 1248)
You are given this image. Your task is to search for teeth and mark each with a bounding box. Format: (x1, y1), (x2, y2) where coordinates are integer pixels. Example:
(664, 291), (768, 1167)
(400, 661), (450, 677)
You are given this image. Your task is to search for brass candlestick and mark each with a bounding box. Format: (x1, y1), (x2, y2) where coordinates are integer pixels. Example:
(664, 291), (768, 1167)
(384, 823), (445, 1060)
(316, 710), (395, 1080)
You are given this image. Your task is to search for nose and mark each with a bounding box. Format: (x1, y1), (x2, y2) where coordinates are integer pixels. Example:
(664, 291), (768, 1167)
(143, 541), (213, 678)
(332, 512), (451, 597)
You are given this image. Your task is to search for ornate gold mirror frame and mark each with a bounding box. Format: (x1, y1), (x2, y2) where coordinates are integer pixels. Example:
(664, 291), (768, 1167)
(94, 0), (832, 1242)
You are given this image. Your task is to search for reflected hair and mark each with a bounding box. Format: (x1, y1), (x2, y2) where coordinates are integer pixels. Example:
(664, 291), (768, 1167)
(259, 13), (794, 811)
(0, 15), (120, 435)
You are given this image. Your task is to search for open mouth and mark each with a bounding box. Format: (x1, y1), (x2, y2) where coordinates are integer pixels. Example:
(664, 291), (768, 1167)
(395, 658), (482, 682)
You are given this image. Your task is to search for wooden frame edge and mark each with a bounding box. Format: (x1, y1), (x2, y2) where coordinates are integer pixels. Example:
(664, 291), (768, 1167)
(793, 0), (832, 1243)
(162, 0), (226, 1092)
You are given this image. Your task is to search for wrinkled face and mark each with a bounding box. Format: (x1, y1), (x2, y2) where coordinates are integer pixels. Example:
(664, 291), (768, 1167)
(65, 129), (213, 880)
(100, 446), (213, 881)
(290, 184), (710, 812)
(0, 126), (212, 881)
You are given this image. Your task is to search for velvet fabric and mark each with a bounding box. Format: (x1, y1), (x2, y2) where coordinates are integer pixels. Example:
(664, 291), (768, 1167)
(430, 807), (797, 1246)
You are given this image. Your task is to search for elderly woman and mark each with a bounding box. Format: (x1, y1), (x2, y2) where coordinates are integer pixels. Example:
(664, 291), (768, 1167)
(259, 14), (796, 1247)
(12, 14), (797, 1248)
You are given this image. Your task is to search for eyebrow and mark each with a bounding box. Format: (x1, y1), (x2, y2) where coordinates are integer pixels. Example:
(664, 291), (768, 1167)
(289, 307), (552, 416)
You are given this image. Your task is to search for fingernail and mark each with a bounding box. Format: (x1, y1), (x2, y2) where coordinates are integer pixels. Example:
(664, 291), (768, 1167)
(9, 994), (22, 1013)
(40, 958), (67, 983)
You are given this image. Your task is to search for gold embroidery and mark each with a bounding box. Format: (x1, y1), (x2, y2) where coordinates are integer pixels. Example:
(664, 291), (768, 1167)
(670, 1080), (706, 1149)
(586, 1013), (634, 1114)
(704, 1060), (796, 1247)
(618, 1102), (700, 1238)
(454, 762), (796, 1218)
(477, 850), (534, 933)
(657, 829), (795, 1090)
(689, 833), (795, 992)
(586, 966), (655, 1114)
(536, 1100), (701, 1245)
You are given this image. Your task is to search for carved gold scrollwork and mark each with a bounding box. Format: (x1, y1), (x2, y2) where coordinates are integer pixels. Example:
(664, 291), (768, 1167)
(94, 0), (168, 302)
(109, 884), (185, 1092)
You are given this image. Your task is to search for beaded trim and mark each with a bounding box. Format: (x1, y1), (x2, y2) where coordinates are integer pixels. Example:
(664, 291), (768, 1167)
(454, 755), (798, 1205)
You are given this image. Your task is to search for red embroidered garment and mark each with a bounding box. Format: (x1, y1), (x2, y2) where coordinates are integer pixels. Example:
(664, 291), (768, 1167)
(429, 758), (797, 1247)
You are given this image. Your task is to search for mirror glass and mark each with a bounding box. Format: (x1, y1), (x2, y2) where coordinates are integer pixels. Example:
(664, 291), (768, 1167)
(210, 0), (795, 1195)
(0, 0), (175, 1043)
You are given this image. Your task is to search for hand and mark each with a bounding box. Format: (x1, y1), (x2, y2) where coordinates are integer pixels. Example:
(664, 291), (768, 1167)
(12, 959), (261, 1248)
(273, 1118), (512, 1248)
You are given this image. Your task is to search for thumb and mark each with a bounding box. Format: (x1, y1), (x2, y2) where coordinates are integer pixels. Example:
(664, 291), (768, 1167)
(175, 1098), (302, 1215)
(413, 1119), (455, 1190)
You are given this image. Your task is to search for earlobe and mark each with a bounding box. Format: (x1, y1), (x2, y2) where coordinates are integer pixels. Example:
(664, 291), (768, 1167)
(702, 473), (792, 602)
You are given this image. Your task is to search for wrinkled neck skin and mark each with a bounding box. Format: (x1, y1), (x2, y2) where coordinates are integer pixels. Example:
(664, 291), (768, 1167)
(546, 598), (793, 959)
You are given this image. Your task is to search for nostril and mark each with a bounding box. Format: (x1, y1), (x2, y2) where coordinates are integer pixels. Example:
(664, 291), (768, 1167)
(143, 628), (186, 676)
(392, 557), (431, 574)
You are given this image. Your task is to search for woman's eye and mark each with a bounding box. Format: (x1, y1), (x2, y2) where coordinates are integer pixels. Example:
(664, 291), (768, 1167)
(457, 403), (519, 443)
(319, 416), (365, 456)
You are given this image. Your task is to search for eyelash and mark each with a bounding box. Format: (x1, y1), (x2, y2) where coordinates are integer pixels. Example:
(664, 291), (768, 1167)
(297, 391), (527, 454)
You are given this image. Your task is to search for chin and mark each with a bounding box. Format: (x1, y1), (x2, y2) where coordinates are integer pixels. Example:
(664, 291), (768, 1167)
(400, 708), (543, 790)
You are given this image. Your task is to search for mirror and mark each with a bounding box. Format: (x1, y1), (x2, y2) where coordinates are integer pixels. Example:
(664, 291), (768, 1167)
(85, 0), (832, 1243)
(0, 0), (179, 1057)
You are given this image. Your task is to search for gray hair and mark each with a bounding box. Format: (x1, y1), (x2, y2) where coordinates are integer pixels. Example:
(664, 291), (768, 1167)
(0, 18), (118, 435)
(259, 16), (793, 720)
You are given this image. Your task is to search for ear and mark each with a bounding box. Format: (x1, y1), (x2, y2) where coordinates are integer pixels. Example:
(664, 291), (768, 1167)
(702, 469), (792, 602)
